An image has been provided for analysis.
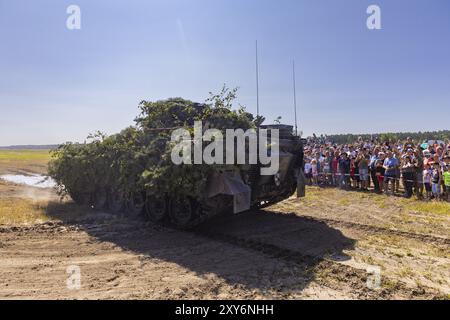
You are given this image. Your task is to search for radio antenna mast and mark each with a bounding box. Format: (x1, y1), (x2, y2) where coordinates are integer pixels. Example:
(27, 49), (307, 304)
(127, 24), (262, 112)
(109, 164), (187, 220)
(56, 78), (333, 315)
(292, 60), (298, 136)
(256, 40), (260, 119)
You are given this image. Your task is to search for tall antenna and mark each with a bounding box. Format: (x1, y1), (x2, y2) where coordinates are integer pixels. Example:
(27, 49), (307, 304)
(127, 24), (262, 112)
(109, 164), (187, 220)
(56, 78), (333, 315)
(292, 60), (298, 136)
(255, 40), (260, 118)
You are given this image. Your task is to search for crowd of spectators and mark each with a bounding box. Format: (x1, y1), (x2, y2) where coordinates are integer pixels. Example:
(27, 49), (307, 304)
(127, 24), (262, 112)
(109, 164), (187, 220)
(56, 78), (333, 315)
(303, 136), (450, 201)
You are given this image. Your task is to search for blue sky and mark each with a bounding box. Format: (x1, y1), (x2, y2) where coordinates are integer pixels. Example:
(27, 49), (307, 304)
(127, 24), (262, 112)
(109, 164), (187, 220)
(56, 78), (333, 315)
(0, 0), (449, 145)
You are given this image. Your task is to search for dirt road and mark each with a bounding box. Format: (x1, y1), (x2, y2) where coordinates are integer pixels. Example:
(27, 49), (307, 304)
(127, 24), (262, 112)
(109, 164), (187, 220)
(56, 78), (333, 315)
(0, 213), (356, 300)
(0, 192), (448, 299)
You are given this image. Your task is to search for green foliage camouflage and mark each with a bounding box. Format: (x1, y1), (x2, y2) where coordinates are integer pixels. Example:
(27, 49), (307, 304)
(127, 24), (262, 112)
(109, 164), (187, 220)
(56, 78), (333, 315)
(48, 88), (260, 203)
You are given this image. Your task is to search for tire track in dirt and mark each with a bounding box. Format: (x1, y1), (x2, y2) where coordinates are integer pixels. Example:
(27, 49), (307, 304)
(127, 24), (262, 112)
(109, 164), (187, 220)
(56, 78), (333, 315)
(192, 227), (443, 299)
(2, 214), (446, 299)
(190, 209), (448, 299)
(290, 213), (450, 246)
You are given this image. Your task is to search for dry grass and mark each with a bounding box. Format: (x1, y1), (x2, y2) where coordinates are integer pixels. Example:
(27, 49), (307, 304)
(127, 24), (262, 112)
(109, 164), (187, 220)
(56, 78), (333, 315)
(0, 149), (95, 225)
(0, 197), (50, 225)
(0, 149), (52, 174)
(399, 199), (450, 215)
(303, 186), (450, 217)
(0, 196), (96, 226)
(272, 186), (450, 240)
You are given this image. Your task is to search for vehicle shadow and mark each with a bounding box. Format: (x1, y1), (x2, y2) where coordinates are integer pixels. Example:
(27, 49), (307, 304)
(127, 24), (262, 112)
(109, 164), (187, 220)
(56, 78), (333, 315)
(44, 201), (356, 296)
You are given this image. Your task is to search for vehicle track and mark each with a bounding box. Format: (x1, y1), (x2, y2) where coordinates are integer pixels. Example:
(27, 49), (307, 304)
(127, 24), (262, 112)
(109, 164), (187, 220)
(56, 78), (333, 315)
(2, 210), (445, 299)
(192, 225), (445, 299)
(284, 212), (450, 245)
(191, 209), (447, 299)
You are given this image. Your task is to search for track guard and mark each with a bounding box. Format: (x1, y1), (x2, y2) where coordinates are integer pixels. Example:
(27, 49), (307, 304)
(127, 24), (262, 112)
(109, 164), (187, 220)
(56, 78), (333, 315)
(207, 171), (251, 214)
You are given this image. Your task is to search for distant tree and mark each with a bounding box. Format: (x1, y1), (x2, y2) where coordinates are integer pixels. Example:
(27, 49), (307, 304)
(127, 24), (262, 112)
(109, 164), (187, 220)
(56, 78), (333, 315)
(321, 130), (450, 145)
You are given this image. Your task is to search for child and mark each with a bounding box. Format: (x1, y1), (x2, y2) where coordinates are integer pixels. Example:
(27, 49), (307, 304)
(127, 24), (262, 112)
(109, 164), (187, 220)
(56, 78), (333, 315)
(423, 164), (432, 200)
(431, 162), (442, 200)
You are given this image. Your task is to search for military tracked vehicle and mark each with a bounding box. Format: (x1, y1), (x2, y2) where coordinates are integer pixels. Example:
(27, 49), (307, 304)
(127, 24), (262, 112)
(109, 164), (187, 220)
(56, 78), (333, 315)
(49, 97), (305, 229)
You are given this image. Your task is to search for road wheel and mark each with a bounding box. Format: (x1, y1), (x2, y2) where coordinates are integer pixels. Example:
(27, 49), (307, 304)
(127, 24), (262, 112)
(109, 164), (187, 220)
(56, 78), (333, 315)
(108, 190), (124, 214)
(93, 189), (107, 209)
(169, 196), (195, 229)
(126, 192), (145, 217)
(70, 192), (91, 206)
(144, 194), (167, 223)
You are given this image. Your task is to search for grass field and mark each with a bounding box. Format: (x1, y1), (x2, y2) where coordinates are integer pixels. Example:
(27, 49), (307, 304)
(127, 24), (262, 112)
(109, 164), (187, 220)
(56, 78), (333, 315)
(0, 149), (52, 175)
(0, 149), (55, 224)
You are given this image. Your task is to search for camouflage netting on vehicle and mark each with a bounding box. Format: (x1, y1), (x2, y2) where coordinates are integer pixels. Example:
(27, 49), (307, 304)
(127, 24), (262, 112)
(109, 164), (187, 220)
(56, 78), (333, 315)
(48, 89), (259, 204)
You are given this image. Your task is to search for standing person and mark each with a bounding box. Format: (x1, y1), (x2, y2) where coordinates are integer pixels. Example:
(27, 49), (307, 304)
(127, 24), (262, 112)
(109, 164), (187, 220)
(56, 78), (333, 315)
(304, 158), (312, 185)
(423, 163), (432, 200)
(431, 162), (442, 200)
(339, 152), (351, 190)
(311, 159), (319, 186)
(401, 156), (415, 198)
(393, 149), (401, 194)
(414, 148), (424, 199)
(358, 152), (370, 191)
(375, 160), (386, 193)
(331, 151), (340, 187)
(370, 148), (381, 193)
(443, 166), (450, 202)
(350, 157), (358, 189)
(315, 152), (323, 185)
(383, 151), (399, 195)
(324, 151), (333, 186)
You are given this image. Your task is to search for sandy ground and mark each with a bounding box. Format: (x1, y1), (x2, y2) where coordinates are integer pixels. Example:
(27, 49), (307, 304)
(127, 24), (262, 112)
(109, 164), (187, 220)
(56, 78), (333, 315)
(0, 157), (448, 299)
(0, 188), (448, 299)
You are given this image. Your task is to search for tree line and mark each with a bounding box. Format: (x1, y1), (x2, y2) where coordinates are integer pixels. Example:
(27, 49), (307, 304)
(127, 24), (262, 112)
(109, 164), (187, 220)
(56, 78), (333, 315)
(317, 130), (450, 145)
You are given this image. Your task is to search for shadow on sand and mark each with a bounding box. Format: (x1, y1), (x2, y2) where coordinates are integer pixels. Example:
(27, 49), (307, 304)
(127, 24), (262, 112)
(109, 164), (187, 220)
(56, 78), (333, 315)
(43, 201), (356, 295)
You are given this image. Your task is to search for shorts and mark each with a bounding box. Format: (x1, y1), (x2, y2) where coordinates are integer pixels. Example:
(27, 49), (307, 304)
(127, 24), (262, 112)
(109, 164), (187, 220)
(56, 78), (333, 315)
(424, 183), (432, 192)
(377, 176), (384, 185)
(359, 169), (369, 181)
(432, 183), (441, 195)
(384, 171), (396, 183)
